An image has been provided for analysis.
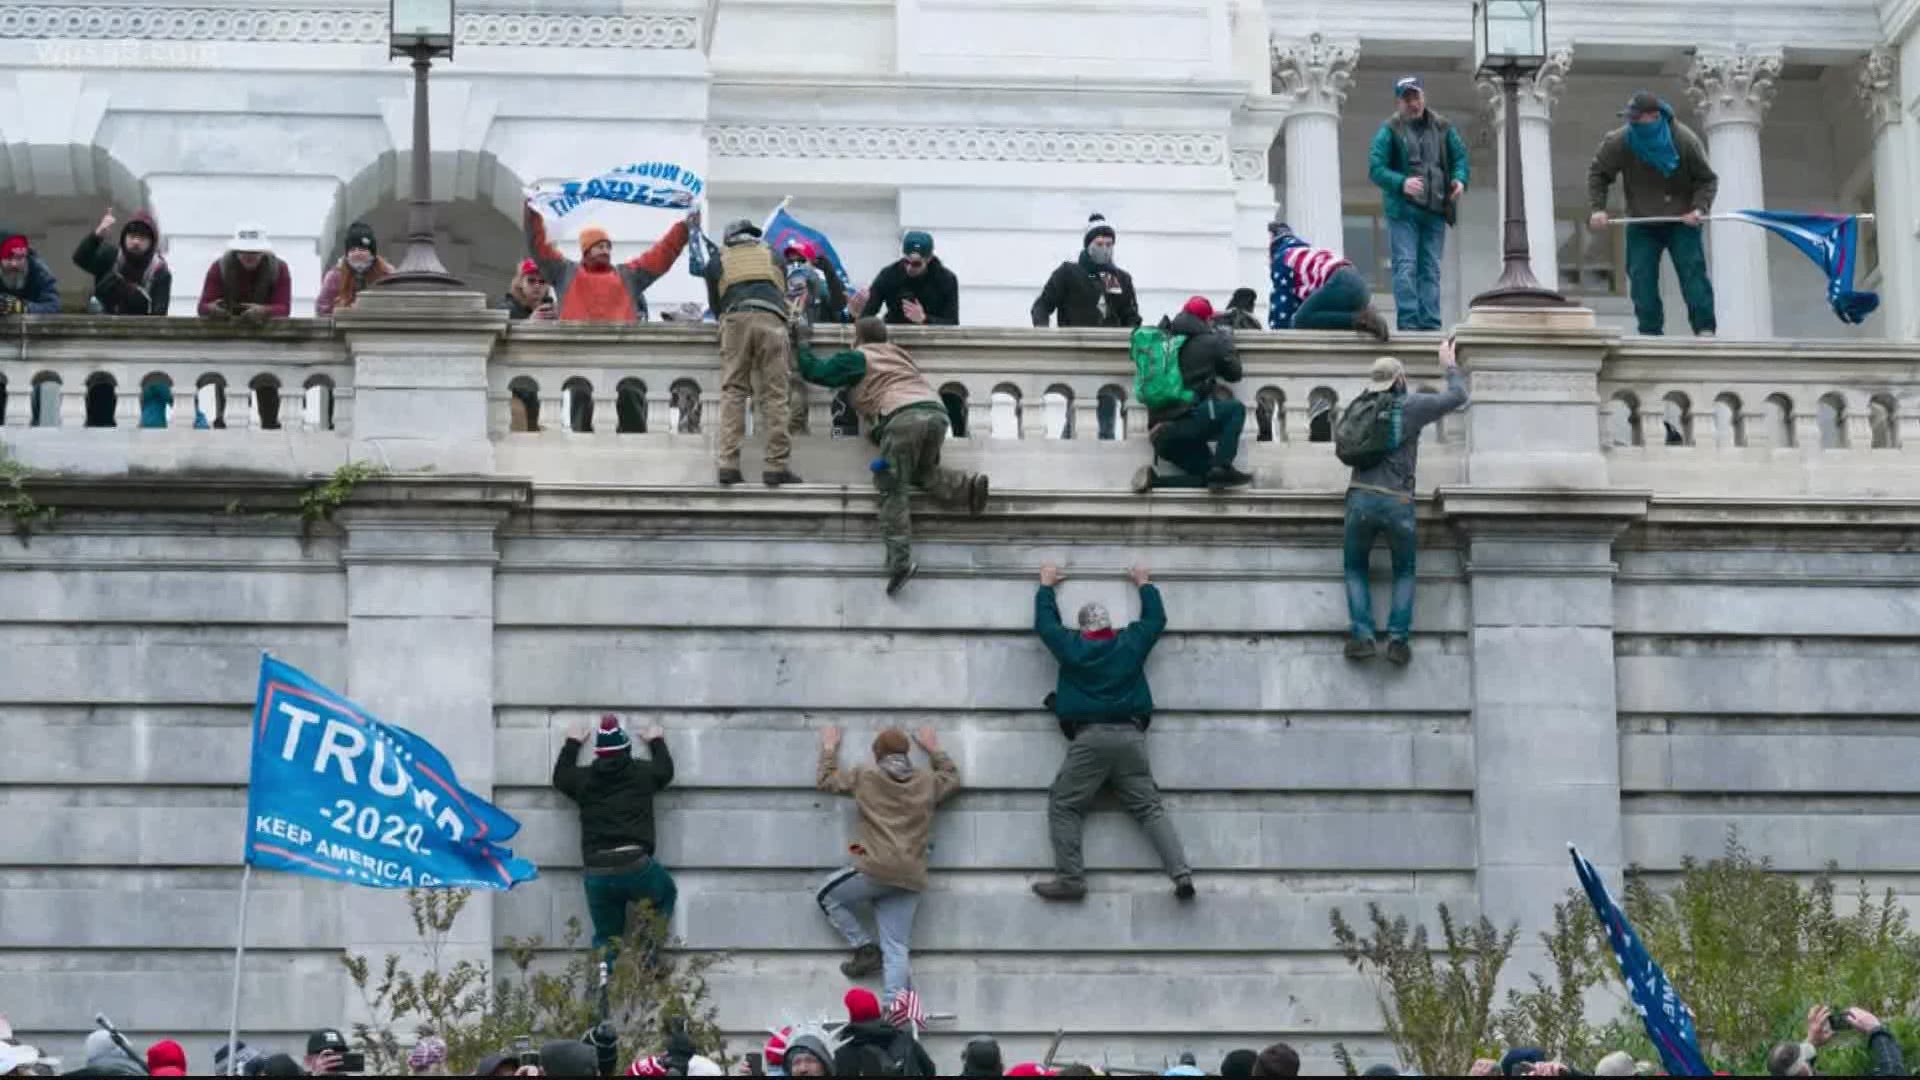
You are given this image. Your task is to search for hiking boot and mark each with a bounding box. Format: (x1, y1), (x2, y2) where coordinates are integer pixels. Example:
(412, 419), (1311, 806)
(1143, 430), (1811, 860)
(1386, 638), (1412, 666)
(1174, 875), (1196, 902)
(1206, 465), (1253, 491)
(886, 562), (918, 597)
(716, 467), (744, 486)
(1031, 878), (1088, 901)
(762, 468), (804, 486)
(1131, 465), (1155, 494)
(1354, 307), (1391, 343)
(968, 474), (990, 515)
(1344, 637), (1377, 661)
(840, 943), (883, 979)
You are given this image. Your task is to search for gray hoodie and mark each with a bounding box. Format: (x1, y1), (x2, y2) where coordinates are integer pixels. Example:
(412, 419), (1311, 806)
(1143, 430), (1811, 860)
(1348, 367), (1468, 495)
(82, 1029), (148, 1076)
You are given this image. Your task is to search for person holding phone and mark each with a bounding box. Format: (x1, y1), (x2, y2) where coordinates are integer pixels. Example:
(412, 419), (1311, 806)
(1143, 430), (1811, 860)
(303, 1028), (363, 1075)
(1768, 1004), (1907, 1076)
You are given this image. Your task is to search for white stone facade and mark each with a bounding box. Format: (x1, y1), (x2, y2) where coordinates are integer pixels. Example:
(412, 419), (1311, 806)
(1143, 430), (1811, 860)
(0, 0), (1916, 338)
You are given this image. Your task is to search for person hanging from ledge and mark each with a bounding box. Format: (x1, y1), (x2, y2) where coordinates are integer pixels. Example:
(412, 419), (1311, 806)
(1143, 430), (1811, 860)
(1337, 337), (1467, 666)
(1131, 297), (1251, 495)
(1267, 221), (1390, 341)
(795, 316), (989, 595)
(522, 198), (692, 323)
(1031, 213), (1141, 328)
(863, 230), (960, 326)
(552, 714), (677, 973)
(197, 224), (290, 325)
(1587, 91), (1718, 337)
(815, 723), (959, 1004)
(1031, 562), (1193, 903)
(0, 231), (61, 316)
(705, 217), (803, 487)
(315, 221), (393, 317)
(73, 206), (171, 316)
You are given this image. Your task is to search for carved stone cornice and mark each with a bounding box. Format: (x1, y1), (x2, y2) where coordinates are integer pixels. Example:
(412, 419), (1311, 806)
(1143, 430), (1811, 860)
(1685, 48), (1783, 129)
(706, 124), (1228, 166)
(1270, 33), (1359, 118)
(0, 5), (699, 49)
(1857, 47), (1902, 132)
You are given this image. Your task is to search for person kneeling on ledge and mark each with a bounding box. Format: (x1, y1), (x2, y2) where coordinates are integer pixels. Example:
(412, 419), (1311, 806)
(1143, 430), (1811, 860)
(1132, 297), (1251, 495)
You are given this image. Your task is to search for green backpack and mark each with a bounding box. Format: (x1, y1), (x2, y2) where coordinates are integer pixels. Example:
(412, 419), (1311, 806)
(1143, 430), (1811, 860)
(1334, 390), (1404, 469)
(1130, 326), (1192, 410)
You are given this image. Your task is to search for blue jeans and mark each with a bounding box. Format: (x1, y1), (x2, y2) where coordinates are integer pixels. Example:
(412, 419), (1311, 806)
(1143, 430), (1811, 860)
(1343, 489), (1417, 641)
(1293, 266), (1372, 330)
(1625, 223), (1716, 335)
(1150, 396), (1246, 487)
(1387, 213), (1447, 331)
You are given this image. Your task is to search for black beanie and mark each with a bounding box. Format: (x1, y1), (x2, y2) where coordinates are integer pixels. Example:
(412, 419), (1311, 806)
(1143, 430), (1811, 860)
(345, 221), (377, 255)
(1222, 1048), (1259, 1077)
(1083, 213), (1115, 247)
(1228, 287), (1258, 312)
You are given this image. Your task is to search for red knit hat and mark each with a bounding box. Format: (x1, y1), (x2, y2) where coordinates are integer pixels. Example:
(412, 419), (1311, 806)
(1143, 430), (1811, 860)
(844, 987), (881, 1023)
(0, 236), (28, 260)
(1182, 295), (1214, 320)
(147, 1040), (188, 1077)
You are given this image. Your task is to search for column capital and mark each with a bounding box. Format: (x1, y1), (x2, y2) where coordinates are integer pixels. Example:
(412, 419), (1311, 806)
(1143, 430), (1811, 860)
(1685, 47), (1783, 128)
(1475, 48), (1573, 124)
(1857, 47), (1903, 132)
(1270, 32), (1360, 117)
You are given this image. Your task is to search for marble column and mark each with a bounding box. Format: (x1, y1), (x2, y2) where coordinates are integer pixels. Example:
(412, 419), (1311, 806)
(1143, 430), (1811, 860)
(1859, 48), (1911, 341)
(1686, 48), (1782, 340)
(1230, 99), (1291, 303)
(1271, 33), (1359, 255)
(1478, 49), (1572, 291)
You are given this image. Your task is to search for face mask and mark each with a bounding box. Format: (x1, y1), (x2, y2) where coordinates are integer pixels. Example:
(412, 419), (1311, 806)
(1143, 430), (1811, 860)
(347, 252), (374, 273)
(1087, 244), (1113, 266)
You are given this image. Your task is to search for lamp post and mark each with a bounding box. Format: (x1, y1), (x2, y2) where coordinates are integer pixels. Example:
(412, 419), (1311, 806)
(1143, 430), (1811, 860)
(377, 0), (463, 289)
(1469, 0), (1568, 308)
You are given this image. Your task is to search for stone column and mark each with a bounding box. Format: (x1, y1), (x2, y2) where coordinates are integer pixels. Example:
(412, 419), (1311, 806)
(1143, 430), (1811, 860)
(1271, 33), (1359, 254)
(1686, 48), (1782, 340)
(335, 290), (508, 473)
(1478, 49), (1572, 290)
(1230, 99), (1290, 300)
(1859, 48), (1911, 342)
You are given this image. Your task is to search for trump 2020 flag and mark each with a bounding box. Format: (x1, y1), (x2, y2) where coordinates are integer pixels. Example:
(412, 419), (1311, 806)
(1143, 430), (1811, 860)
(1724, 210), (1880, 325)
(765, 205), (854, 291)
(245, 655), (537, 891)
(527, 161), (705, 219)
(1571, 845), (1710, 1076)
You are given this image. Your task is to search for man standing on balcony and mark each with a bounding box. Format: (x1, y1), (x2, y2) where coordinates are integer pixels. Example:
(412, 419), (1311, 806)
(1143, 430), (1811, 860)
(705, 218), (803, 487)
(523, 199), (693, 323)
(794, 316), (989, 594)
(197, 224), (290, 324)
(1587, 91), (1718, 337)
(1368, 76), (1470, 332)
(0, 232), (60, 315)
(1032, 214), (1142, 328)
(862, 231), (960, 326)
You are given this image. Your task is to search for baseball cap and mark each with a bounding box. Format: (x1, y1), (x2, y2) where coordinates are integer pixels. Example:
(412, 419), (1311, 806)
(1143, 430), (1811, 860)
(1621, 90), (1662, 117)
(1394, 75), (1424, 98)
(306, 1029), (348, 1056)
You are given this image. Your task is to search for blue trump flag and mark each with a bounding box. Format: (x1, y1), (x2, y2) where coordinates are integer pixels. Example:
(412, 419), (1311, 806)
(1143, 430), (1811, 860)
(1723, 210), (1880, 325)
(765, 204), (854, 291)
(1570, 844), (1710, 1076)
(245, 656), (537, 891)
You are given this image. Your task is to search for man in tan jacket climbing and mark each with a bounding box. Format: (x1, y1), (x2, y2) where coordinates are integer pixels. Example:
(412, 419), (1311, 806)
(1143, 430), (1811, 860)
(816, 724), (961, 1002)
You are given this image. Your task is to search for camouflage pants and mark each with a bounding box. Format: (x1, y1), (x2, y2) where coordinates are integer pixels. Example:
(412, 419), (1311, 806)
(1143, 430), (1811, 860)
(875, 409), (972, 573)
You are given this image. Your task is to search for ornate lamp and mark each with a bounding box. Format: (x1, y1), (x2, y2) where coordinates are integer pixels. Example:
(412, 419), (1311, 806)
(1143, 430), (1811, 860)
(377, 0), (463, 288)
(1470, 0), (1568, 307)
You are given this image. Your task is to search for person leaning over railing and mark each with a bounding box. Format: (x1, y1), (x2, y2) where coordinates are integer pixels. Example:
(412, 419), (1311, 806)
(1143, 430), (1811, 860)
(0, 230), (61, 316)
(197, 224), (290, 325)
(73, 206), (170, 316)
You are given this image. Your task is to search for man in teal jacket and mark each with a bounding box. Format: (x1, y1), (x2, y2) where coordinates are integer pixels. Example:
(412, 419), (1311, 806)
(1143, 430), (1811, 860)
(1030, 562), (1193, 903)
(1368, 75), (1470, 331)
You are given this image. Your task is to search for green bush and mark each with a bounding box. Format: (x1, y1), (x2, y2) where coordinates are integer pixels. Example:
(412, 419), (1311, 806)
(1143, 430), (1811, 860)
(1329, 901), (1517, 1075)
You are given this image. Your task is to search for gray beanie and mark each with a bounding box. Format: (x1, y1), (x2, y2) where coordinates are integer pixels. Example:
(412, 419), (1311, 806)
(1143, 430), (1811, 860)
(1077, 601), (1112, 632)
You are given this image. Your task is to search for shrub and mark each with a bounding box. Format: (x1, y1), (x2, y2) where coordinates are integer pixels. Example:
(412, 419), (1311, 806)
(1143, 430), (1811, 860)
(1329, 901), (1517, 1075)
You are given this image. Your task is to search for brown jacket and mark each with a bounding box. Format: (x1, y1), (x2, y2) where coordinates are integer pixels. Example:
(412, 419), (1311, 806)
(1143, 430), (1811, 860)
(818, 746), (960, 892)
(1587, 120), (1718, 219)
(850, 342), (941, 424)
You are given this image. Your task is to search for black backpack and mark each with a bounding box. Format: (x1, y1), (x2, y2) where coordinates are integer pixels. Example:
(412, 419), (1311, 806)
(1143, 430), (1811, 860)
(1334, 389), (1404, 469)
(843, 1031), (927, 1076)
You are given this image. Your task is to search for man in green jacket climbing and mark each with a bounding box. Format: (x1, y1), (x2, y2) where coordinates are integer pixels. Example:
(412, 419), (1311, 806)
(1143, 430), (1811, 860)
(794, 316), (990, 596)
(1031, 562), (1193, 903)
(1368, 75), (1470, 331)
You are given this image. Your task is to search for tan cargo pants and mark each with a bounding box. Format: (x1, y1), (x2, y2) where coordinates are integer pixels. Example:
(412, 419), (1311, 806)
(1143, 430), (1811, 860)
(715, 310), (792, 471)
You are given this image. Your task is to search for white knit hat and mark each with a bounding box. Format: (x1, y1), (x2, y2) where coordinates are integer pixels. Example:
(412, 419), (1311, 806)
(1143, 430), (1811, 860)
(1083, 213), (1116, 246)
(227, 223), (274, 253)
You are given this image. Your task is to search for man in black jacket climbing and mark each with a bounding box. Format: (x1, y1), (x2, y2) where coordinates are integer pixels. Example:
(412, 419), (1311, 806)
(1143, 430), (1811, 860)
(1133, 296), (1250, 493)
(552, 714), (677, 960)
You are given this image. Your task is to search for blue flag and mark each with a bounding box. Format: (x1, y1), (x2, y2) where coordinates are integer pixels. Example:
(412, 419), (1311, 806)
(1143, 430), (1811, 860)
(1570, 845), (1710, 1076)
(245, 656), (537, 891)
(527, 161), (704, 219)
(765, 205), (854, 291)
(1723, 210), (1879, 325)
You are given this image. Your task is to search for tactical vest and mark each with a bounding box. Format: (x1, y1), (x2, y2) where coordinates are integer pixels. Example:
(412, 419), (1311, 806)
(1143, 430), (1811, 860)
(717, 243), (782, 296)
(851, 342), (940, 422)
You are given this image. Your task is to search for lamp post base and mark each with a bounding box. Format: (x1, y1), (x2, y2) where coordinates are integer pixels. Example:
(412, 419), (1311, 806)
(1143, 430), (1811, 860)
(1471, 284), (1573, 308)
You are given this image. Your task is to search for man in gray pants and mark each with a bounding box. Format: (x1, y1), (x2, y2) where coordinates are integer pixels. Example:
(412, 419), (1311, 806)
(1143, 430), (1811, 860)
(816, 724), (960, 1002)
(1030, 562), (1193, 902)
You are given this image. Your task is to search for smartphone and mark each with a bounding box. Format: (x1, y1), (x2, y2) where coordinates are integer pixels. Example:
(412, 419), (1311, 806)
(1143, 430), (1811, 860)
(340, 1051), (366, 1073)
(1831, 1006), (1854, 1032)
(746, 1051), (765, 1075)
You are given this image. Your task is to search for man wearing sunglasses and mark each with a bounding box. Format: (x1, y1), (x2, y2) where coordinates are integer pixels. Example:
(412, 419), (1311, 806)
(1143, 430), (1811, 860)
(860, 230), (959, 326)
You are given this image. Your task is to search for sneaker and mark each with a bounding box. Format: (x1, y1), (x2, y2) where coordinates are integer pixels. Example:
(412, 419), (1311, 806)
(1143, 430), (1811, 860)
(968, 474), (990, 515)
(1386, 638), (1412, 666)
(1344, 637), (1377, 661)
(1354, 307), (1391, 343)
(1131, 465), (1155, 494)
(762, 468), (804, 486)
(839, 943), (883, 979)
(1174, 875), (1196, 902)
(1031, 878), (1088, 901)
(1206, 465), (1253, 491)
(886, 562), (918, 597)
(716, 468), (744, 485)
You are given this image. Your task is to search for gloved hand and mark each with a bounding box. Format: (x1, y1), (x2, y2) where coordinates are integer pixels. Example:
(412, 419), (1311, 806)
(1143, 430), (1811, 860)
(0, 295), (24, 316)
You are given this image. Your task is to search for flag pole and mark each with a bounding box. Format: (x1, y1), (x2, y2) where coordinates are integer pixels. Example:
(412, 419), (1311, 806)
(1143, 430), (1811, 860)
(1607, 213), (1875, 226)
(223, 861), (254, 1075)
(760, 196), (792, 238)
